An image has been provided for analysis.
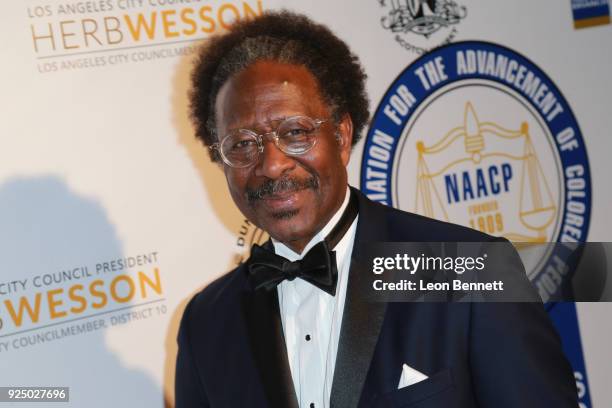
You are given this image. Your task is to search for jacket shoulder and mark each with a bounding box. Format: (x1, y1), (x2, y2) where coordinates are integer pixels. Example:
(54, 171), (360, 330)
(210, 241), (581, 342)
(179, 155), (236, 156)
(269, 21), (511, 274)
(182, 264), (248, 326)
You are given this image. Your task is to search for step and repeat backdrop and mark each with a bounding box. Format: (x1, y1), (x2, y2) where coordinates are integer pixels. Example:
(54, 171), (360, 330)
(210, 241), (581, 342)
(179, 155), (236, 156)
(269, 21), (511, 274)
(1, 0), (611, 406)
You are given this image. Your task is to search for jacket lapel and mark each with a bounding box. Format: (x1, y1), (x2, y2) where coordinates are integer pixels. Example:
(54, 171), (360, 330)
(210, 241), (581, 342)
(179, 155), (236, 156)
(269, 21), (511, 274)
(242, 269), (298, 408)
(330, 188), (390, 408)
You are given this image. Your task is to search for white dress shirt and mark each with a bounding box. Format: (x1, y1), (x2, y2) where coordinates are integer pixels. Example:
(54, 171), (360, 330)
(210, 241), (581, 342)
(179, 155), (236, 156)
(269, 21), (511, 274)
(273, 187), (358, 408)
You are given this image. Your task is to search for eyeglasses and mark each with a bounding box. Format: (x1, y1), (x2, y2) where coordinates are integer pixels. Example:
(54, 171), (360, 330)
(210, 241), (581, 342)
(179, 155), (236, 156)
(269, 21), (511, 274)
(210, 115), (327, 168)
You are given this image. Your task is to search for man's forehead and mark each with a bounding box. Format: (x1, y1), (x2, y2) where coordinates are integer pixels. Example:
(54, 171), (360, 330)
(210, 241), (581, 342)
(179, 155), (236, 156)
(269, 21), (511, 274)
(219, 61), (322, 99)
(214, 61), (328, 130)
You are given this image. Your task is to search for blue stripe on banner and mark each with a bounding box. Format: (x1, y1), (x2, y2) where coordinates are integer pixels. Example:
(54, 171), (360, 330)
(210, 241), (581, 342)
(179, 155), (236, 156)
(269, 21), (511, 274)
(573, 4), (610, 20)
(547, 302), (592, 407)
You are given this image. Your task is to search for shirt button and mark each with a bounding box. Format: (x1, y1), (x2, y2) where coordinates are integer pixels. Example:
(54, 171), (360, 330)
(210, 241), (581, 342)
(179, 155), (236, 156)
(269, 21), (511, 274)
(305, 334), (311, 341)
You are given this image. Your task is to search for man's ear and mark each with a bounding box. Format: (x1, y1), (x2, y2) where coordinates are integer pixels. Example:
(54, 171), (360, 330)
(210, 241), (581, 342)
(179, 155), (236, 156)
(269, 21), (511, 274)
(336, 114), (353, 166)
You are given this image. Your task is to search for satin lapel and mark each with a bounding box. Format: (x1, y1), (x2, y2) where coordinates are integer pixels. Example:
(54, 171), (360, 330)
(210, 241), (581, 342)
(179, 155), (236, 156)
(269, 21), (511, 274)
(330, 188), (390, 408)
(242, 282), (298, 408)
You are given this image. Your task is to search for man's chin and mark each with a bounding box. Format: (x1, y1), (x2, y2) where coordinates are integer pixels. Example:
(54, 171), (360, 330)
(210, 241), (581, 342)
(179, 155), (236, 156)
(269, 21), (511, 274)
(260, 211), (314, 244)
(262, 208), (302, 234)
(270, 209), (300, 220)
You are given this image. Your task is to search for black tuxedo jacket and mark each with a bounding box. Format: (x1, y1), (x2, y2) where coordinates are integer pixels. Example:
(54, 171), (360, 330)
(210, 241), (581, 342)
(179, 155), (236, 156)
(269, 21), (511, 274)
(175, 188), (578, 408)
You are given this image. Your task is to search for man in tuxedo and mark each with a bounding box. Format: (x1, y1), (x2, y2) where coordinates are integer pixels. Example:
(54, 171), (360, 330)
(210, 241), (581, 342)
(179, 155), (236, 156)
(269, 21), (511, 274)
(175, 11), (579, 408)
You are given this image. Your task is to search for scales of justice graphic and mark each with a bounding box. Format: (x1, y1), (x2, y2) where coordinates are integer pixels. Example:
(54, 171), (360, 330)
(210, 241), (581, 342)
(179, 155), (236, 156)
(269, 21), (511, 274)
(413, 102), (558, 243)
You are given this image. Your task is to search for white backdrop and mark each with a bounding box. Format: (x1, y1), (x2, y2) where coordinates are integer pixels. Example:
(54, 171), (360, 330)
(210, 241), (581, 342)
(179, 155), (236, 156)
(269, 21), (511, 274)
(1, 1), (610, 406)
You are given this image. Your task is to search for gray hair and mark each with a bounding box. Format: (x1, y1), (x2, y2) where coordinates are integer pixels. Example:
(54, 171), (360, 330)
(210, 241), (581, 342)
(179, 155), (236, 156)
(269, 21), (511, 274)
(189, 11), (370, 161)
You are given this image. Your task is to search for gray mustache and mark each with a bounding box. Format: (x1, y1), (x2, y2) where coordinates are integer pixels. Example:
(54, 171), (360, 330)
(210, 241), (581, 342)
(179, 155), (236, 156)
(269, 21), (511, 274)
(246, 177), (319, 203)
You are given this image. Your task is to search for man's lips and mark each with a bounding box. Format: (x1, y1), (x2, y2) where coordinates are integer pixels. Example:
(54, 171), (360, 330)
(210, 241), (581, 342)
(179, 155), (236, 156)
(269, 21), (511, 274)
(258, 189), (308, 212)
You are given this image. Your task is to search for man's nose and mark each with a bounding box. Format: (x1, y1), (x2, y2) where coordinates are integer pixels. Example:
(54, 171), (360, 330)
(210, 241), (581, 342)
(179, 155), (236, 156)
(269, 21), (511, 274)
(254, 138), (296, 179)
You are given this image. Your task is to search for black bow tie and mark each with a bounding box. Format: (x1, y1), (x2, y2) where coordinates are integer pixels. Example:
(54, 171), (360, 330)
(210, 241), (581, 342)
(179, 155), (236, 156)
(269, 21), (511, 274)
(246, 189), (359, 296)
(248, 241), (338, 295)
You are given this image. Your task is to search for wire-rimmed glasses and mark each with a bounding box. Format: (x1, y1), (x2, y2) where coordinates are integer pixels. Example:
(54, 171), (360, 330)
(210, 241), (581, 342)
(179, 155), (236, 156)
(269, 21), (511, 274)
(210, 115), (327, 168)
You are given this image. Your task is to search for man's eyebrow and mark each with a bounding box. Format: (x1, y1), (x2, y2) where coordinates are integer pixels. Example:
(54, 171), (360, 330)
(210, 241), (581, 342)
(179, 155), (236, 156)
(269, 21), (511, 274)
(227, 116), (289, 131)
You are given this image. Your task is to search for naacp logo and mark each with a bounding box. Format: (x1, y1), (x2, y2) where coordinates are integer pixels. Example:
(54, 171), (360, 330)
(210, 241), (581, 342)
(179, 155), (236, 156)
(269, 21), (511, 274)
(360, 41), (592, 301)
(379, 0), (466, 54)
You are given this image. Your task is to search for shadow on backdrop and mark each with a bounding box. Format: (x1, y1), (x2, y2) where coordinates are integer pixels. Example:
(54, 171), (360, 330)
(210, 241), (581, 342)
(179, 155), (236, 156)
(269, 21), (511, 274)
(0, 176), (161, 407)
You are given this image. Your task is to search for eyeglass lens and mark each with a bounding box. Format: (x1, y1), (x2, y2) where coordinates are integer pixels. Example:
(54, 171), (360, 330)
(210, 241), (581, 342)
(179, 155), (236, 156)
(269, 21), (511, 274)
(220, 116), (320, 166)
